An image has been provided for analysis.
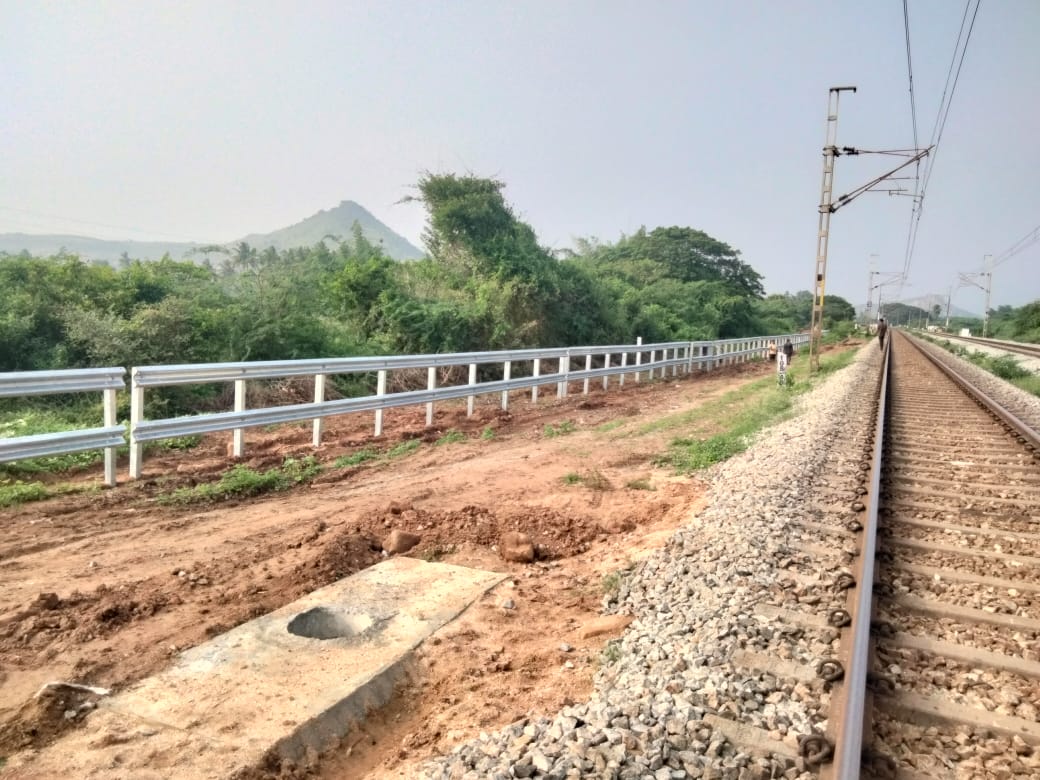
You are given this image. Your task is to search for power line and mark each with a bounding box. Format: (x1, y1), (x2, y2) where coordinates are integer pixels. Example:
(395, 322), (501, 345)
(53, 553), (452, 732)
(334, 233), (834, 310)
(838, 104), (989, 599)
(898, 0), (922, 295)
(920, 0), (982, 196)
(899, 0), (983, 289)
(902, 0), (920, 156)
(969, 221), (1040, 271)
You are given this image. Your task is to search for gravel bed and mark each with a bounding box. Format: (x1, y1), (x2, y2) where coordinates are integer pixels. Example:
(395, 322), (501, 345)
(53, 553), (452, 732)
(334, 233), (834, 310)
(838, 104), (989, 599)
(881, 566), (1040, 614)
(888, 476), (1040, 502)
(419, 346), (882, 780)
(872, 710), (1040, 779)
(876, 608), (1040, 661)
(884, 492), (1039, 516)
(939, 334), (1040, 375)
(882, 507), (1040, 535)
(889, 547), (1040, 585)
(883, 520), (1040, 558)
(910, 335), (1040, 431)
(876, 645), (1040, 721)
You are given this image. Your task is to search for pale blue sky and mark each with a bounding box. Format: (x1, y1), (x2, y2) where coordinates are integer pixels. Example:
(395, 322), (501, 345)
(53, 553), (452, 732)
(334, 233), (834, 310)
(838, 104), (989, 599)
(2, 1), (1037, 311)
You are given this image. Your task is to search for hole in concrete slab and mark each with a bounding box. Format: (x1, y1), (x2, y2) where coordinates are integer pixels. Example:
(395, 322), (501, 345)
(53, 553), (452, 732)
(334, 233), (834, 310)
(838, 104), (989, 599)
(287, 607), (375, 640)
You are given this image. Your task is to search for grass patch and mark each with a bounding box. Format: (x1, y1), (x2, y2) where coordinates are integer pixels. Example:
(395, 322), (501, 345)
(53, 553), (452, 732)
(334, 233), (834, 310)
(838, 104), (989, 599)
(602, 639), (622, 665)
(0, 407), (113, 475)
(1012, 374), (1040, 397)
(924, 335), (1040, 399)
(435, 429), (466, 446)
(543, 420), (577, 438)
(625, 477), (654, 491)
(480, 426), (496, 441)
(334, 447), (379, 468)
(0, 479), (53, 507)
(656, 347), (855, 473)
(158, 456), (322, 505)
(420, 544), (457, 562)
(163, 435), (202, 451)
(561, 468), (612, 490)
(0, 405), (201, 479)
(595, 420), (626, 433)
(387, 439), (421, 459)
(601, 570), (622, 595)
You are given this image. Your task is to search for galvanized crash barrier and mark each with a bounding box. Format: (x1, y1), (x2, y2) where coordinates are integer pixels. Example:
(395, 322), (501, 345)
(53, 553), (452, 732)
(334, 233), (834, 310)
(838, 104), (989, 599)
(0, 334), (808, 483)
(127, 334), (806, 479)
(0, 367), (125, 486)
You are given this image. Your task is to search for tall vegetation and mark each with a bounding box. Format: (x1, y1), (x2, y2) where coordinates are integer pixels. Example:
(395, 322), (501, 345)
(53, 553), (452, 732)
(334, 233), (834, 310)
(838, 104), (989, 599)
(1, 173), (862, 391)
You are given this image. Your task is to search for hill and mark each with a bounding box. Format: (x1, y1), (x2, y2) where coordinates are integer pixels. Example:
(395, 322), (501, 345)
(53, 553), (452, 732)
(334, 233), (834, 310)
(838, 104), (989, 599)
(0, 200), (424, 263)
(855, 293), (980, 321)
(239, 200), (423, 259)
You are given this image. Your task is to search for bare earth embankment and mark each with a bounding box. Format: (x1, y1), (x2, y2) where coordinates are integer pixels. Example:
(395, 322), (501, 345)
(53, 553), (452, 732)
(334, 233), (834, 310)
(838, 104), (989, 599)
(0, 356), (823, 777)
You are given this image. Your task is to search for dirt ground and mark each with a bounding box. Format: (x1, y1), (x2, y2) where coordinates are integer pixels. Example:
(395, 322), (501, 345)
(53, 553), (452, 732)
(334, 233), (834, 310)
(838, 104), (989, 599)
(0, 358), (789, 777)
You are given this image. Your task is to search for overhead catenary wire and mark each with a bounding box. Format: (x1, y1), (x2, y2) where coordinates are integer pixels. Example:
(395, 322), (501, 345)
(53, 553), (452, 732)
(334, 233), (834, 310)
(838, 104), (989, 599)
(971, 222), (1040, 272)
(899, 0), (983, 292)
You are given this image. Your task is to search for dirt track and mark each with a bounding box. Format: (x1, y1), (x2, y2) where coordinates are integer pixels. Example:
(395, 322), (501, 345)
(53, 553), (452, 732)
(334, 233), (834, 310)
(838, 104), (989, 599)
(0, 359), (788, 776)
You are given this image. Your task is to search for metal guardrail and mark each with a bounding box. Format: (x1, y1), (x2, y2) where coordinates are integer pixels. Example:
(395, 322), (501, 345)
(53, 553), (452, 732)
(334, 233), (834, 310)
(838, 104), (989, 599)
(127, 334), (807, 478)
(0, 368), (125, 486)
(0, 334), (809, 483)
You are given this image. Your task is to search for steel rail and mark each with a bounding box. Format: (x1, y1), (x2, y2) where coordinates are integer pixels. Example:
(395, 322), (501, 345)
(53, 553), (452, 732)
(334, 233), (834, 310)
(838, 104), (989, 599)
(827, 330), (1039, 776)
(905, 332), (1040, 452)
(946, 333), (1040, 361)
(829, 337), (889, 778)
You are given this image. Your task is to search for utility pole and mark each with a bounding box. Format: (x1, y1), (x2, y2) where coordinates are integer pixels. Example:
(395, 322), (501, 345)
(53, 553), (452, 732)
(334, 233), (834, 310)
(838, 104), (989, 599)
(864, 254), (878, 321)
(809, 86), (856, 371)
(944, 284), (953, 330)
(982, 254), (993, 337)
(958, 256), (992, 336)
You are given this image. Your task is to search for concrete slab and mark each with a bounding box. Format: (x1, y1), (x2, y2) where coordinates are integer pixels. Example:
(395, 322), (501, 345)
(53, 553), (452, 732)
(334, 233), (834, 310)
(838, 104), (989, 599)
(7, 557), (505, 779)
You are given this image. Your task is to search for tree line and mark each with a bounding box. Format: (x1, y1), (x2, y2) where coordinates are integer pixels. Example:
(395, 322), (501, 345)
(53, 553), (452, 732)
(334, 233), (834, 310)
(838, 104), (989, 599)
(2, 174), (861, 378)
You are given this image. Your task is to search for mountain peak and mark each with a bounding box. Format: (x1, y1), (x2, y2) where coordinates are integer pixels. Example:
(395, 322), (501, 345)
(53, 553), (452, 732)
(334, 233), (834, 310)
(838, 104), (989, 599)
(0, 200), (425, 263)
(240, 201), (423, 259)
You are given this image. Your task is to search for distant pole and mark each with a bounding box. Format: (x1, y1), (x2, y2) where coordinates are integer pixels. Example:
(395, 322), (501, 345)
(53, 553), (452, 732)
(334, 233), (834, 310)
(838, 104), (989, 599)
(944, 285), (953, 330)
(865, 254), (878, 320)
(982, 254), (993, 337)
(809, 86), (857, 372)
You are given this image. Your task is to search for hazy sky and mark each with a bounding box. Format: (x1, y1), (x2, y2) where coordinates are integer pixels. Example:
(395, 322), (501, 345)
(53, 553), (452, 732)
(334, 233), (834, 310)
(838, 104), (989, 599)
(2, 1), (1037, 312)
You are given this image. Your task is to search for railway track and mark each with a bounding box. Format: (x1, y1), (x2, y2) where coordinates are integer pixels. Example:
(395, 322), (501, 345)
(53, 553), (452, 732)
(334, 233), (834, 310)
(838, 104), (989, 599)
(823, 330), (1040, 778)
(411, 339), (1039, 780)
(948, 333), (1040, 362)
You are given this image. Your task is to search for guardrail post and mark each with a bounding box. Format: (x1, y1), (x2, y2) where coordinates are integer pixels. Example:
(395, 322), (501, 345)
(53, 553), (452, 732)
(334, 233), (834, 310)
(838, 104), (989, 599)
(467, 363), (477, 417)
(312, 374), (326, 447)
(502, 361), (511, 410)
(102, 387), (118, 487)
(649, 349), (656, 380)
(672, 347), (678, 376)
(426, 366), (436, 426)
(532, 359), (540, 403)
(374, 370), (387, 436)
(557, 356), (567, 399)
(602, 354), (611, 390)
(129, 372), (144, 479)
(583, 355), (591, 395)
(620, 352), (627, 386)
(687, 343), (694, 373)
(233, 379), (247, 457)
(635, 337), (642, 383)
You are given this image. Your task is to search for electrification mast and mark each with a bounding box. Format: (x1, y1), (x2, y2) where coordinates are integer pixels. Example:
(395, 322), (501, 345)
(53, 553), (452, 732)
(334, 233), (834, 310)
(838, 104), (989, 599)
(806, 87), (932, 371)
(809, 87), (856, 371)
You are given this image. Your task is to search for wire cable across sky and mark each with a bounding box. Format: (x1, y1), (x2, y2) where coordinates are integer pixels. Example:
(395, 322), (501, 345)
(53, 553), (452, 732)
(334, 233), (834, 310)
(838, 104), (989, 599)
(898, 0), (983, 293)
